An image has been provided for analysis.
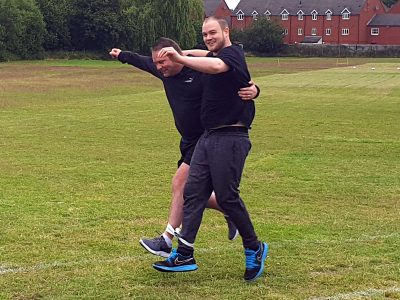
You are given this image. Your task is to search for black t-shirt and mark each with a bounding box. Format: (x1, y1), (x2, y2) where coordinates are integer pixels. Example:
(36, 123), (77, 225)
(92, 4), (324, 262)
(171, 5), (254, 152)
(201, 44), (255, 129)
(118, 51), (204, 141)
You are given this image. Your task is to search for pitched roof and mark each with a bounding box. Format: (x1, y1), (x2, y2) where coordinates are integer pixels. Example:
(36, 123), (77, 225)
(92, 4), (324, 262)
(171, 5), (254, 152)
(233, 0), (368, 15)
(367, 13), (400, 26)
(204, 0), (224, 17)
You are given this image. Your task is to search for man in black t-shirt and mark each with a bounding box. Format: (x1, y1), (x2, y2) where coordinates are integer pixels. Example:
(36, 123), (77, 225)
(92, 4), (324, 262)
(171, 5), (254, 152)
(153, 18), (268, 282)
(109, 38), (259, 259)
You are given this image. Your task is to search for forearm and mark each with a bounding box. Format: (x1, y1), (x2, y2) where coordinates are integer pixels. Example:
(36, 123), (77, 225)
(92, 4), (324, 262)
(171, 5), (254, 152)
(182, 49), (210, 57)
(178, 56), (229, 74)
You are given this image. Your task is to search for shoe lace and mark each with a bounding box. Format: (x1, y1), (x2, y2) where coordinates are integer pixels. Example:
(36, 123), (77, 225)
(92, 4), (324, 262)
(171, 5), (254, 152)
(244, 249), (258, 269)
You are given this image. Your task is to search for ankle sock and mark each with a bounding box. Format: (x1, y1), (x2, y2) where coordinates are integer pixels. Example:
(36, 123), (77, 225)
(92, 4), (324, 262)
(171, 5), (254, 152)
(162, 233), (173, 247)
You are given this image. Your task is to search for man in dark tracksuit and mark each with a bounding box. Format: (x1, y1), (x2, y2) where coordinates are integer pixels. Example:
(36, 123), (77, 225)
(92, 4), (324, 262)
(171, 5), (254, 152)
(109, 38), (260, 258)
(153, 19), (268, 282)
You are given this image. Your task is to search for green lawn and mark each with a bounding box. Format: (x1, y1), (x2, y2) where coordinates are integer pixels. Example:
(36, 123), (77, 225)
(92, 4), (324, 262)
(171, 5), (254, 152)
(0, 57), (399, 299)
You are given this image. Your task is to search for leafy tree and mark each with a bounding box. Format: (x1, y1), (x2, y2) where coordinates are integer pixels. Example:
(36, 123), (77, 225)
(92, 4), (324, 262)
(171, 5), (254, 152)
(69, 0), (125, 51)
(122, 0), (203, 53)
(238, 18), (284, 54)
(0, 0), (45, 59)
(35, 0), (72, 50)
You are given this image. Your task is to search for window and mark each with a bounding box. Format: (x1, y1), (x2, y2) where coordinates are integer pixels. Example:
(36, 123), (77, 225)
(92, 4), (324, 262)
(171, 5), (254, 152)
(297, 10), (304, 20)
(283, 28), (289, 35)
(326, 28), (332, 35)
(371, 28), (379, 35)
(237, 10), (244, 21)
(342, 28), (349, 35)
(264, 10), (271, 20)
(298, 28), (303, 35)
(341, 8), (351, 20)
(252, 11), (258, 20)
(325, 9), (332, 20)
(311, 28), (317, 35)
(281, 9), (289, 20)
(311, 10), (318, 21)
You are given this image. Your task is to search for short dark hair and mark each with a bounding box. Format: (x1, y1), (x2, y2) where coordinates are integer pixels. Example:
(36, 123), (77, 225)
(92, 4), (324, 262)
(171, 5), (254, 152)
(204, 16), (229, 30)
(151, 37), (183, 54)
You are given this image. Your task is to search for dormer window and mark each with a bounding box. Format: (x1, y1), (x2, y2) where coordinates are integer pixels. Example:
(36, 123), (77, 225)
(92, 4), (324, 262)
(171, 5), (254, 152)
(341, 8), (351, 20)
(236, 10), (244, 21)
(281, 9), (289, 21)
(264, 10), (271, 20)
(297, 10), (304, 20)
(252, 10), (258, 20)
(311, 10), (318, 21)
(325, 10), (332, 20)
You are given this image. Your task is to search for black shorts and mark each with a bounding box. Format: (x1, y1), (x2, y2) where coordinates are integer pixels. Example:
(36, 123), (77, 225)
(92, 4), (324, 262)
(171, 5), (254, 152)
(177, 138), (199, 167)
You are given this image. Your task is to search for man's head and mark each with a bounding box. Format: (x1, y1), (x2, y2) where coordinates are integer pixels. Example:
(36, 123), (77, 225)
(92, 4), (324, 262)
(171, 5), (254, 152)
(151, 37), (184, 77)
(202, 17), (231, 53)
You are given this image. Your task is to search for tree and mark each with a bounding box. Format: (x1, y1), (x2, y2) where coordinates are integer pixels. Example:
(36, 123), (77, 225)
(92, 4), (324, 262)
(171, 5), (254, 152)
(35, 0), (72, 50)
(237, 18), (284, 54)
(122, 0), (203, 53)
(0, 0), (45, 59)
(69, 0), (125, 51)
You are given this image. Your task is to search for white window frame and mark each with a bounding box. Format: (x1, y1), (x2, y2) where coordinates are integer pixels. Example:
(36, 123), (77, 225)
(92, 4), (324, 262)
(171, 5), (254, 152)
(297, 10), (304, 20)
(283, 28), (289, 35)
(325, 10), (332, 20)
(236, 10), (244, 21)
(342, 28), (349, 35)
(311, 10), (318, 21)
(341, 8), (351, 20)
(264, 10), (271, 20)
(371, 28), (379, 35)
(311, 28), (317, 35)
(326, 28), (332, 35)
(281, 9), (289, 21)
(298, 28), (303, 35)
(252, 10), (258, 20)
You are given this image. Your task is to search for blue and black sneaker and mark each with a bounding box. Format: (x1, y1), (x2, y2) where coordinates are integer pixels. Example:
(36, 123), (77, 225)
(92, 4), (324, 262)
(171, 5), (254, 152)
(153, 249), (198, 272)
(244, 242), (269, 281)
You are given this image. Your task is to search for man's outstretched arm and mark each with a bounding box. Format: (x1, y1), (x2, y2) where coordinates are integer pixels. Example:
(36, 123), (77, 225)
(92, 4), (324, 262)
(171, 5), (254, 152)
(158, 47), (229, 74)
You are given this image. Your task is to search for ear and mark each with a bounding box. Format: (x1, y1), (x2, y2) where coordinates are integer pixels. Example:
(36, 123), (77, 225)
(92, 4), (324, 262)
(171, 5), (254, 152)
(223, 26), (229, 36)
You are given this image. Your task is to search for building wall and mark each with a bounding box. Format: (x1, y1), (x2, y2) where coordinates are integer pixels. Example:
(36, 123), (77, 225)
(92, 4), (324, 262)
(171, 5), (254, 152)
(215, 0), (400, 45)
(389, 1), (400, 13)
(368, 26), (400, 44)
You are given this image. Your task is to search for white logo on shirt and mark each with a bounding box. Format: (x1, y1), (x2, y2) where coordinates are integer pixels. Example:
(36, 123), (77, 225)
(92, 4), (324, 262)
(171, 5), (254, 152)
(184, 77), (194, 83)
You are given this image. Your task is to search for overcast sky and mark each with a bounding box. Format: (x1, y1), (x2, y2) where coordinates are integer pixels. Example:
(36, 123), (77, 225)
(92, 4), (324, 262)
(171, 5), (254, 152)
(224, 0), (240, 10)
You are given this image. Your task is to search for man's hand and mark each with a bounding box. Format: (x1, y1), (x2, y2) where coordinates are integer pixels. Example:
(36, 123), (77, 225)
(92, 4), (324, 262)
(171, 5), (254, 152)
(158, 47), (183, 63)
(238, 81), (258, 101)
(109, 48), (121, 58)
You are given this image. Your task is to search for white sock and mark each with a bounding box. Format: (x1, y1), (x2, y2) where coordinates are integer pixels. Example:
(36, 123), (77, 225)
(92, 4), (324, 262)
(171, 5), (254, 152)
(162, 233), (173, 247)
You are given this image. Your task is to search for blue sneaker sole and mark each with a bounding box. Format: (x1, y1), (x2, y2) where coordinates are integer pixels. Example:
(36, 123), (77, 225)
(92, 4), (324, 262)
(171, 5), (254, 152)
(153, 264), (198, 272)
(246, 242), (269, 282)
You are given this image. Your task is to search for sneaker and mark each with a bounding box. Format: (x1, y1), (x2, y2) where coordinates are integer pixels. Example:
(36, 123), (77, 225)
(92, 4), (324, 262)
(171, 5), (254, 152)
(225, 215), (239, 240)
(153, 249), (198, 272)
(139, 236), (172, 258)
(244, 242), (269, 281)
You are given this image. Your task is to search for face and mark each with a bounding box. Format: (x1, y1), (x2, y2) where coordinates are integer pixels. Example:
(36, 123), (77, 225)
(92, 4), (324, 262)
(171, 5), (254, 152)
(151, 50), (183, 77)
(202, 19), (228, 53)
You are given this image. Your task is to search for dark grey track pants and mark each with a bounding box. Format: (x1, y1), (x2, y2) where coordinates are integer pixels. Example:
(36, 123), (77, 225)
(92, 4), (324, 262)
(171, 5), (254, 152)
(178, 127), (259, 255)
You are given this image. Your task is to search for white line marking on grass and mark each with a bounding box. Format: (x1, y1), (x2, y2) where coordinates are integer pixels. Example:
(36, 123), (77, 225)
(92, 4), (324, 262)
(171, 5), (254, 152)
(309, 287), (400, 300)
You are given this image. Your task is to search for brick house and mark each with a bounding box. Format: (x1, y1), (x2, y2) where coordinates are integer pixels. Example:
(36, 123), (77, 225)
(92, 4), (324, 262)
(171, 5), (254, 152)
(204, 0), (400, 45)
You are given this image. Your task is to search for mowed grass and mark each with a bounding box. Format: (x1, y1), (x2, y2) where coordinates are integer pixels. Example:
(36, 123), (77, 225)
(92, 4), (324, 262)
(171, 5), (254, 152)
(0, 57), (399, 299)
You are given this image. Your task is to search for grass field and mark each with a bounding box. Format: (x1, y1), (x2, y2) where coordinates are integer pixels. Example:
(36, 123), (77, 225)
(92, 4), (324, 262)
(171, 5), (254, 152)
(0, 57), (399, 299)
